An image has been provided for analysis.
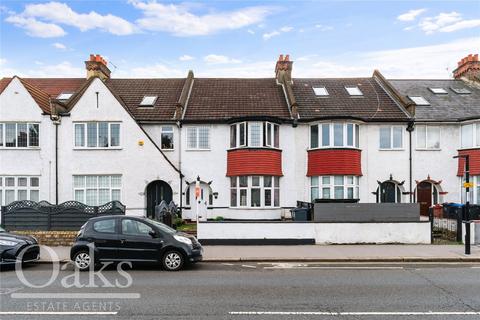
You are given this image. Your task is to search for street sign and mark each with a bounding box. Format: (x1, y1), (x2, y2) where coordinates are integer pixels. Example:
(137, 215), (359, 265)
(463, 182), (474, 188)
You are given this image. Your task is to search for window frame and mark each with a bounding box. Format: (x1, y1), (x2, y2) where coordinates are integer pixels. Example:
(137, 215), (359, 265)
(139, 96), (158, 107)
(416, 125), (441, 150)
(0, 122), (40, 149)
(345, 86), (363, 96)
(73, 122), (121, 149)
(230, 176), (280, 208)
(379, 125), (404, 150)
(309, 122), (360, 149)
(73, 175), (122, 206)
(0, 176), (40, 206)
(160, 126), (174, 150)
(409, 96), (430, 106)
(311, 175), (359, 201)
(186, 126), (211, 150)
(229, 121), (279, 149)
(429, 88), (448, 94)
(313, 86), (329, 96)
(460, 122), (480, 149)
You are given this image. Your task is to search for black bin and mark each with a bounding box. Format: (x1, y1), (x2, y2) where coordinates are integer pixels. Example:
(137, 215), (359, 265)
(291, 208), (311, 221)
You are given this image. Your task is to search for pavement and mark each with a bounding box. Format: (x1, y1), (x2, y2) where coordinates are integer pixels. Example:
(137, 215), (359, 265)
(39, 244), (480, 263)
(1, 262), (480, 319)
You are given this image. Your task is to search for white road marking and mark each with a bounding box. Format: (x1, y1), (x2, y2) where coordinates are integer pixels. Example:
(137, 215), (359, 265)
(471, 266), (480, 269)
(222, 263), (235, 266)
(0, 312), (117, 315)
(11, 293), (140, 299)
(264, 266), (403, 270)
(229, 311), (480, 316)
(241, 264), (257, 269)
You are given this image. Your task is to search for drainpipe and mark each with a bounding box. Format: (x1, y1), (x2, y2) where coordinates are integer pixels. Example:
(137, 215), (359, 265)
(177, 120), (183, 216)
(407, 121), (415, 203)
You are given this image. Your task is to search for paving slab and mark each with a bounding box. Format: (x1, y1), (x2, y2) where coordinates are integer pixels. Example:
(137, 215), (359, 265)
(38, 244), (480, 263)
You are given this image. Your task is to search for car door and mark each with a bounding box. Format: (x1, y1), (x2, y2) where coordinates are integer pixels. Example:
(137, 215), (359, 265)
(118, 218), (163, 262)
(90, 218), (120, 261)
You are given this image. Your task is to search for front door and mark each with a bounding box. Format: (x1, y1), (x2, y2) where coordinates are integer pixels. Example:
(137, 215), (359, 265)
(118, 218), (162, 262)
(146, 180), (173, 218)
(417, 182), (432, 216)
(380, 182), (397, 203)
(190, 183), (210, 221)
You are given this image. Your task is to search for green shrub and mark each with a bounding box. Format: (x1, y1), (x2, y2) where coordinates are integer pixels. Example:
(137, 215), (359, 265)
(214, 216), (224, 221)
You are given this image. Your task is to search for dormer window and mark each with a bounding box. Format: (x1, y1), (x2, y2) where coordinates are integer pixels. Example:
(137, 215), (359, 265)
(451, 87), (471, 94)
(313, 86), (329, 96)
(429, 88), (447, 94)
(345, 86), (363, 96)
(139, 96), (157, 107)
(409, 96), (430, 106)
(57, 92), (74, 101)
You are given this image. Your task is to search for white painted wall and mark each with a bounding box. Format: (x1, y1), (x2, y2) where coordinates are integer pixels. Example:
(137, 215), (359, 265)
(57, 78), (180, 216)
(0, 77), (55, 205)
(198, 222), (431, 244)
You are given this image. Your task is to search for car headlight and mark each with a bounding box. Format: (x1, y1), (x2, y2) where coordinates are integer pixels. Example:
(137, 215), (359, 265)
(173, 235), (192, 246)
(0, 240), (18, 246)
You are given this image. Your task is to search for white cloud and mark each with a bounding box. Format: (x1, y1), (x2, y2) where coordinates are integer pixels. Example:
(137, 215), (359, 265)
(1, 61), (83, 77)
(52, 42), (67, 50)
(247, 29), (255, 35)
(7, 1), (136, 37)
(179, 55), (194, 61)
(262, 30), (280, 40)
(204, 54), (241, 64)
(315, 24), (333, 31)
(418, 11), (480, 34)
(263, 25), (293, 40)
(397, 9), (426, 22)
(295, 37), (479, 78)
(5, 16), (66, 38)
(131, 1), (275, 36)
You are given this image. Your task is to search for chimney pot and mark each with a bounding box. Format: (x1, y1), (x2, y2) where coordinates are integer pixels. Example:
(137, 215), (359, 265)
(453, 53), (480, 81)
(285, 54), (290, 61)
(85, 53), (111, 80)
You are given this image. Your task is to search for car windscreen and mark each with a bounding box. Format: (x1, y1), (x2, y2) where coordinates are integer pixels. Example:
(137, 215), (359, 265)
(144, 218), (176, 235)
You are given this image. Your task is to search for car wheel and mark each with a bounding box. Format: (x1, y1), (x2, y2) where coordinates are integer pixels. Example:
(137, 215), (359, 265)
(73, 251), (92, 271)
(162, 250), (184, 271)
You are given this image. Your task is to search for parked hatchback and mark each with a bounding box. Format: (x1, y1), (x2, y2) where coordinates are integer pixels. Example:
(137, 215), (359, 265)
(71, 216), (202, 271)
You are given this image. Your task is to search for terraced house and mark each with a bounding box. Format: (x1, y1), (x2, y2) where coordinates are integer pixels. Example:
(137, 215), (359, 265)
(0, 53), (479, 220)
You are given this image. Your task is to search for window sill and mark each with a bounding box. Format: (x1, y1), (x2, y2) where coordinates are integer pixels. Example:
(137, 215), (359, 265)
(378, 148), (405, 151)
(228, 146), (281, 151)
(160, 148), (175, 152)
(0, 147), (41, 150)
(415, 148), (442, 151)
(73, 147), (123, 150)
(185, 149), (211, 151)
(308, 146), (360, 151)
(228, 207), (281, 210)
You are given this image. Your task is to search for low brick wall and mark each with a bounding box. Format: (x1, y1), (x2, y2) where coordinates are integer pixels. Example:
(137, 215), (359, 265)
(12, 230), (77, 246)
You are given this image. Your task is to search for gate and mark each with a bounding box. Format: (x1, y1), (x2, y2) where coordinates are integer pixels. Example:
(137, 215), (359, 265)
(1, 200), (125, 231)
(429, 206), (462, 242)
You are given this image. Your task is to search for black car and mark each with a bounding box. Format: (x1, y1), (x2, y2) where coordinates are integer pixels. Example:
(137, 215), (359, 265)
(0, 227), (40, 266)
(71, 216), (202, 271)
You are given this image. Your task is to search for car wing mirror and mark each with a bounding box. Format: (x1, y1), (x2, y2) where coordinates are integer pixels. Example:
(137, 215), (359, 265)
(149, 230), (158, 238)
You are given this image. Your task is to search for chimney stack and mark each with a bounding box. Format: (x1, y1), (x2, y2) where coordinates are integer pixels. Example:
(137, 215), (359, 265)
(453, 53), (479, 82)
(275, 54), (293, 85)
(85, 54), (111, 80)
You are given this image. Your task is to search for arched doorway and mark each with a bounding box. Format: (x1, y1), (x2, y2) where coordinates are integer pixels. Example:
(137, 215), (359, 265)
(415, 181), (439, 216)
(377, 181), (402, 203)
(146, 180), (172, 218)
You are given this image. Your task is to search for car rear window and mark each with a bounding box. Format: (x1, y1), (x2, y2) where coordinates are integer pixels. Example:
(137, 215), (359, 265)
(93, 219), (116, 233)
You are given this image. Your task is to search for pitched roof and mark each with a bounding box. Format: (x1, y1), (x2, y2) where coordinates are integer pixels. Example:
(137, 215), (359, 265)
(0, 77), (87, 114)
(184, 78), (291, 121)
(105, 79), (185, 121)
(292, 78), (409, 121)
(389, 79), (480, 121)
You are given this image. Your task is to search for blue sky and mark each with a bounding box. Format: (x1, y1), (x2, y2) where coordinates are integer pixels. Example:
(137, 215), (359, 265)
(0, 0), (479, 78)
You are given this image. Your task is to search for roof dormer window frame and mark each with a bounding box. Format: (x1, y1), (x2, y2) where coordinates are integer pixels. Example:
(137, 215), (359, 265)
(451, 87), (472, 94)
(429, 88), (448, 94)
(345, 86), (363, 96)
(139, 95), (158, 107)
(408, 96), (430, 106)
(313, 86), (329, 97)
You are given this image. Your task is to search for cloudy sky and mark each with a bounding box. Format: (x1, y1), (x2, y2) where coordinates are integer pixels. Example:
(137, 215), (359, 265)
(0, 0), (479, 78)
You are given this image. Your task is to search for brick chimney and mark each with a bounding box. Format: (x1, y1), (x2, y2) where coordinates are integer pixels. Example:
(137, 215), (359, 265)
(453, 54), (479, 81)
(85, 54), (111, 80)
(275, 54), (293, 85)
